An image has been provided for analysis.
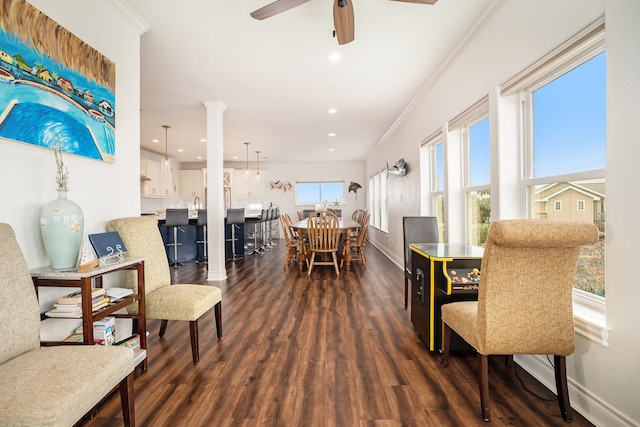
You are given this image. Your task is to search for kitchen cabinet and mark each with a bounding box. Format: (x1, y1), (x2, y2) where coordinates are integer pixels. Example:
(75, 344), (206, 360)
(141, 158), (172, 198)
(233, 168), (266, 199)
(180, 169), (206, 201)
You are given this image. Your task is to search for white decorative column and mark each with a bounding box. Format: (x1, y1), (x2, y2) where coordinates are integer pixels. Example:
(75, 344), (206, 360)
(203, 101), (227, 281)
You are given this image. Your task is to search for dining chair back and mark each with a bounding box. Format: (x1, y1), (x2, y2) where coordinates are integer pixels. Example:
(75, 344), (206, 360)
(307, 212), (340, 276)
(402, 216), (439, 308)
(107, 216), (223, 365)
(440, 219), (599, 422)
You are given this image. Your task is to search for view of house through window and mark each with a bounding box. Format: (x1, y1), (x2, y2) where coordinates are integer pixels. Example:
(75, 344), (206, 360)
(527, 51), (606, 296)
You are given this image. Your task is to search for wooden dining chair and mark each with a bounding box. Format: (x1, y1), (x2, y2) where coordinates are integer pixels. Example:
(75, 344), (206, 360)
(307, 211), (340, 276)
(280, 214), (308, 269)
(342, 212), (369, 268)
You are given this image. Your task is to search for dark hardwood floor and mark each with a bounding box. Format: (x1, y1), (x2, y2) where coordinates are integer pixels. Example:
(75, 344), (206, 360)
(80, 241), (595, 426)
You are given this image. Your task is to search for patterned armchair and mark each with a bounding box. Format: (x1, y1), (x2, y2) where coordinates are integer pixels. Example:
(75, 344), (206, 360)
(0, 223), (135, 426)
(441, 219), (599, 422)
(107, 216), (222, 365)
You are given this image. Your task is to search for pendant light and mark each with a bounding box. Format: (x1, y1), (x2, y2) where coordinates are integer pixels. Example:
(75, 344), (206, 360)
(255, 150), (261, 179)
(162, 125), (171, 173)
(244, 141), (250, 175)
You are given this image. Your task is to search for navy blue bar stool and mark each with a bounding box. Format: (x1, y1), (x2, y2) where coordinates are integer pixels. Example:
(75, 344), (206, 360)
(195, 209), (208, 263)
(225, 208), (245, 260)
(164, 208), (189, 267)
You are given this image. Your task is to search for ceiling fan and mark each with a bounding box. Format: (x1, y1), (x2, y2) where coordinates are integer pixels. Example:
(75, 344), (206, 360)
(250, 0), (438, 45)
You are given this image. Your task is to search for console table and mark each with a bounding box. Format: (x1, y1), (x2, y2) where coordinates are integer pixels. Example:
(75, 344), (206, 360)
(31, 257), (148, 371)
(409, 243), (483, 352)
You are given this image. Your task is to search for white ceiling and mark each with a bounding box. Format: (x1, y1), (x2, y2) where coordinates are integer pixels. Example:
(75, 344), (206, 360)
(125, 0), (496, 165)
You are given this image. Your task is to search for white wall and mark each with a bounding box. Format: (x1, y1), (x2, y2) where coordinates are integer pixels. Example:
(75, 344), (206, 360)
(0, 0), (144, 268)
(366, 0), (640, 425)
(224, 160), (367, 222)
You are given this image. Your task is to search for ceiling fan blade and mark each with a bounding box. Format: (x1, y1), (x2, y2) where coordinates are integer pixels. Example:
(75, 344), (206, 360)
(333, 0), (355, 45)
(250, 0), (312, 20)
(389, 0), (438, 4)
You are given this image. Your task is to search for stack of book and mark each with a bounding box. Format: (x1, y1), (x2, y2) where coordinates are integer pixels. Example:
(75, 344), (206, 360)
(72, 316), (116, 345)
(45, 288), (109, 318)
(115, 334), (142, 357)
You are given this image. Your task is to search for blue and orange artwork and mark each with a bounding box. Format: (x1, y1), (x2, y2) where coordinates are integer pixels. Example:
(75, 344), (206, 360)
(0, 0), (116, 162)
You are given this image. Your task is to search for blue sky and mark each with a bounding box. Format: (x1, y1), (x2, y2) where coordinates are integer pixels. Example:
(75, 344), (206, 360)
(468, 51), (606, 184)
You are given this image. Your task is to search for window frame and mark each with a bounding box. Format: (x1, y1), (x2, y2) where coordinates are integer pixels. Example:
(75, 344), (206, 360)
(502, 18), (607, 345)
(368, 167), (388, 233)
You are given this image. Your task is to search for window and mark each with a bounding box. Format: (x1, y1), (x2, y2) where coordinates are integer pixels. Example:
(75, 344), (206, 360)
(450, 97), (490, 246)
(368, 168), (388, 232)
(295, 182), (344, 205)
(420, 131), (445, 241)
(509, 23), (606, 298)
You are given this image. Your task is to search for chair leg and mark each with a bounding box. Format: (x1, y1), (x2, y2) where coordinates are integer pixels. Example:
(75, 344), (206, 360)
(308, 253), (316, 276)
(332, 252), (340, 276)
(189, 320), (199, 365)
(554, 355), (573, 422)
(478, 353), (490, 422)
(441, 322), (451, 367)
(214, 301), (223, 339)
(159, 319), (168, 337)
(119, 371), (135, 427)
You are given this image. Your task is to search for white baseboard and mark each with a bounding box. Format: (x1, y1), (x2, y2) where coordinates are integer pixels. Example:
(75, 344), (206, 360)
(516, 355), (636, 427)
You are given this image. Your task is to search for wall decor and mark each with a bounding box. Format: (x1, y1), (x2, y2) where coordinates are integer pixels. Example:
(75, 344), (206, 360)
(387, 159), (408, 177)
(0, 0), (116, 162)
(270, 180), (293, 192)
(348, 181), (362, 200)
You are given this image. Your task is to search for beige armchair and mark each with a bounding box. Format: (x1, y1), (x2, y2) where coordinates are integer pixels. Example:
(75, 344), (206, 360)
(0, 223), (135, 426)
(441, 219), (599, 422)
(107, 216), (222, 365)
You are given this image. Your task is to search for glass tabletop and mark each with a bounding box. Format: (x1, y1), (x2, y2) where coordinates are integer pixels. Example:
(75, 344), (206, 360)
(408, 243), (484, 259)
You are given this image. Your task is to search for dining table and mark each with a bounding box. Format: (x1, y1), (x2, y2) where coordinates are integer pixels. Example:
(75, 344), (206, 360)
(290, 217), (362, 271)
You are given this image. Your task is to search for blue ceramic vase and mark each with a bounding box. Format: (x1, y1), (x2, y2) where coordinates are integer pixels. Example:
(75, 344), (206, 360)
(40, 189), (84, 270)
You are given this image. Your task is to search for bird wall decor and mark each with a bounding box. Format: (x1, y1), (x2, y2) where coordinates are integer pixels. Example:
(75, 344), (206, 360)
(348, 181), (362, 200)
(387, 159), (408, 177)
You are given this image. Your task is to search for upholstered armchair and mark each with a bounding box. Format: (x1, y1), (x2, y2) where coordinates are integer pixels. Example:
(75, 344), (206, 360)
(0, 223), (135, 426)
(441, 219), (599, 422)
(107, 216), (222, 365)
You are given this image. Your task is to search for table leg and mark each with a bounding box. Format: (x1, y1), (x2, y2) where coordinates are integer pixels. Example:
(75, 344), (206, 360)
(344, 228), (353, 271)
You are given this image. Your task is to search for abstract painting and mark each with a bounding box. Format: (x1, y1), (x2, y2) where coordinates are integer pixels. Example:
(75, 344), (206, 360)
(0, 0), (116, 162)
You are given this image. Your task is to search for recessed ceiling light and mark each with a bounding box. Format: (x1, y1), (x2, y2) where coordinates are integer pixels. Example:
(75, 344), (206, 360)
(329, 148), (335, 152)
(197, 156), (203, 160)
(177, 149), (184, 152)
(200, 139), (206, 142)
(328, 133), (336, 137)
(152, 139), (159, 143)
(328, 108), (337, 114)
(326, 52), (341, 62)
(233, 156), (238, 160)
